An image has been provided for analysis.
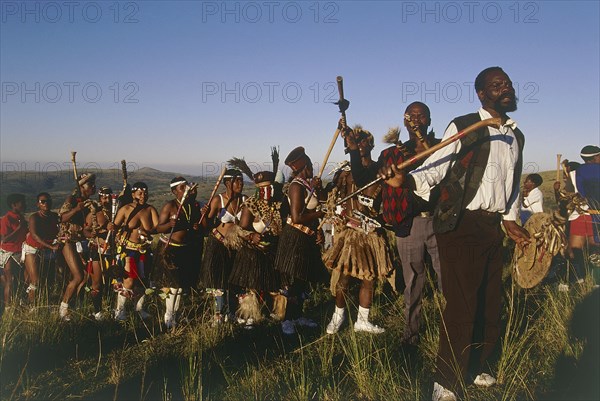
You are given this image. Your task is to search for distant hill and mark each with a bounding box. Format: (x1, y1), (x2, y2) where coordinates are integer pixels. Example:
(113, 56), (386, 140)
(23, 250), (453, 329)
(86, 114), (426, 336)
(0, 167), (256, 215)
(0, 167), (561, 217)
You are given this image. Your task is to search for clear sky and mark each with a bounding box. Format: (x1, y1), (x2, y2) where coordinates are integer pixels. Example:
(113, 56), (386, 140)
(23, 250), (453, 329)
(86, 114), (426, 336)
(1, 0), (599, 178)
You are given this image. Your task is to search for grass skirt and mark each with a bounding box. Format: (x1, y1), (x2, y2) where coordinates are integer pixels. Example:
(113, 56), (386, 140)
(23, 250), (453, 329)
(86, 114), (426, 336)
(322, 226), (394, 281)
(273, 225), (327, 286)
(200, 234), (236, 289)
(229, 242), (279, 292)
(153, 240), (202, 290)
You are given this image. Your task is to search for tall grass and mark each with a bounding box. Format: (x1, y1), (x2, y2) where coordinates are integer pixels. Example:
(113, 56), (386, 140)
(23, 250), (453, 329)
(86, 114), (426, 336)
(1, 262), (598, 400)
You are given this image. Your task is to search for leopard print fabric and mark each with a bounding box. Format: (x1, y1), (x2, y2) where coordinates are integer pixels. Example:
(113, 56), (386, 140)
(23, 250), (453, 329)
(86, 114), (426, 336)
(243, 196), (283, 236)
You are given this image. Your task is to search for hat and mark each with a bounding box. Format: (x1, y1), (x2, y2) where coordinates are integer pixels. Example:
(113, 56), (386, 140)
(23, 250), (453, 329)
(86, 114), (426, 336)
(353, 125), (374, 149)
(285, 147), (310, 172)
(78, 173), (96, 186)
(99, 186), (113, 195)
(580, 145), (600, 159)
(253, 171), (275, 187)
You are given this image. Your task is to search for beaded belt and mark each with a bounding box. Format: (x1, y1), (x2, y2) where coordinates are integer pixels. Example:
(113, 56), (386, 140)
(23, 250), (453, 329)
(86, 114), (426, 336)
(118, 238), (149, 253)
(159, 234), (188, 247)
(211, 228), (226, 243)
(286, 217), (315, 236)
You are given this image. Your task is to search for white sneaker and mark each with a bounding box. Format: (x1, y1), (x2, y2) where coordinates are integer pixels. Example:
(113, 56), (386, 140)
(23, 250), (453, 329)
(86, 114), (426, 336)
(114, 308), (127, 321)
(354, 319), (385, 334)
(295, 317), (318, 328)
(59, 304), (71, 322)
(281, 319), (296, 335)
(93, 311), (104, 321)
(473, 373), (497, 388)
(432, 382), (457, 401)
(136, 309), (151, 320)
(326, 313), (345, 334)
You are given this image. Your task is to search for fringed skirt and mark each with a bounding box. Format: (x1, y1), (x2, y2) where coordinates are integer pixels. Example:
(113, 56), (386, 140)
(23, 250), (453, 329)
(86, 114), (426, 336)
(229, 242), (279, 292)
(153, 239), (202, 290)
(322, 226), (394, 281)
(273, 225), (327, 286)
(200, 234), (236, 289)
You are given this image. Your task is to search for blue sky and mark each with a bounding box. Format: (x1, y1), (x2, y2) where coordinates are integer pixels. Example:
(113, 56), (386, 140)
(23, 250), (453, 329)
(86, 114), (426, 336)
(1, 0), (599, 178)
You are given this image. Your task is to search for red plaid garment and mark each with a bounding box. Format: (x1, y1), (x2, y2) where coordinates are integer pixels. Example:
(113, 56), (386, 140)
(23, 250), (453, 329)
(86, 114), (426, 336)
(378, 146), (413, 227)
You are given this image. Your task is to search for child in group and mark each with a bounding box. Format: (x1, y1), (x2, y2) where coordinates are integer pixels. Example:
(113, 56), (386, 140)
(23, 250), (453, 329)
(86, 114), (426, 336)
(520, 173), (544, 225)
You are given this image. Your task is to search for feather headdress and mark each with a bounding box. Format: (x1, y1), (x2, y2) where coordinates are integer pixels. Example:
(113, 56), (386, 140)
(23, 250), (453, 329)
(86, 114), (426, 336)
(271, 146), (279, 174)
(227, 157), (254, 181)
(383, 126), (401, 145)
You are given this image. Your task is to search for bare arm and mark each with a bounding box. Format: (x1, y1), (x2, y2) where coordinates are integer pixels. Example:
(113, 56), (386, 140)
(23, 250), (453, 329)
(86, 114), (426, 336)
(155, 202), (176, 234)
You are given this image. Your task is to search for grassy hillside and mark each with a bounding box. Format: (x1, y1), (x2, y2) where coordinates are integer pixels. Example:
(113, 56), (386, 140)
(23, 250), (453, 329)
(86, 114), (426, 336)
(2, 167), (560, 216)
(0, 167), (258, 215)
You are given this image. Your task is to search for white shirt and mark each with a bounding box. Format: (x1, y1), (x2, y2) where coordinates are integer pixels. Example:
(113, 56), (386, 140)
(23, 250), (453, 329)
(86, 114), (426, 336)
(521, 187), (544, 214)
(411, 108), (521, 221)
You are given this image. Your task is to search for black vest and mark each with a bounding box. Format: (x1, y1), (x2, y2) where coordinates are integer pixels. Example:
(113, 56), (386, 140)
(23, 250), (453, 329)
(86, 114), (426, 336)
(432, 112), (525, 234)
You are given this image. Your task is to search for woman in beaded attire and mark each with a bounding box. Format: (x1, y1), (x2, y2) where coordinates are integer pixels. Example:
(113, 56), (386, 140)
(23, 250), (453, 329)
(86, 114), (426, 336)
(82, 186), (113, 320)
(200, 168), (246, 324)
(57, 173), (96, 320)
(273, 147), (327, 335)
(228, 149), (288, 326)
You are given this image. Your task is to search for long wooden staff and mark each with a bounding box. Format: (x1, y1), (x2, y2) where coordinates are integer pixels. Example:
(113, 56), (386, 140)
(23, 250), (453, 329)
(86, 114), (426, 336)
(335, 117), (502, 205)
(302, 76), (346, 213)
(103, 160), (128, 251)
(316, 76), (346, 179)
(198, 166), (228, 225)
(556, 154), (562, 182)
(70, 151), (82, 199)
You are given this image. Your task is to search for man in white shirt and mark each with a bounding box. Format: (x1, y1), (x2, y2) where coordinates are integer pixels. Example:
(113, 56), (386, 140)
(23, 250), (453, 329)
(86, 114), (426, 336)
(380, 67), (530, 401)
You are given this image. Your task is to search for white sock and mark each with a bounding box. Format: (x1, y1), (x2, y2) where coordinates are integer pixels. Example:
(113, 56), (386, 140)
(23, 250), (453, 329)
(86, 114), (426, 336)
(334, 306), (345, 317)
(357, 305), (370, 322)
(59, 302), (69, 317)
(171, 288), (183, 312)
(165, 288), (182, 316)
(116, 294), (127, 311)
(135, 295), (145, 312)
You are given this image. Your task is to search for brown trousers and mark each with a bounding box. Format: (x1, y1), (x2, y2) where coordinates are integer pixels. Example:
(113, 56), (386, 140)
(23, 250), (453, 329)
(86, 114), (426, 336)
(434, 210), (504, 391)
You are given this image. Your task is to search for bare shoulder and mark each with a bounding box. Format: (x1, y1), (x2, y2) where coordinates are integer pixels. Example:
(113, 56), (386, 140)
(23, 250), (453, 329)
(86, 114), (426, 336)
(161, 199), (177, 212)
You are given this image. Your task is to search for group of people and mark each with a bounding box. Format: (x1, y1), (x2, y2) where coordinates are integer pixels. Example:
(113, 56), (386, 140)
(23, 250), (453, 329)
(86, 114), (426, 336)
(554, 145), (600, 285)
(1, 66), (598, 401)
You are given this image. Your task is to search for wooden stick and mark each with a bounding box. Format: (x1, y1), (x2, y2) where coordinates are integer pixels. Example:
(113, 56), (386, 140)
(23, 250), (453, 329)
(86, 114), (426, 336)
(317, 76), (345, 179)
(198, 166), (227, 225)
(317, 128), (341, 179)
(556, 154), (562, 182)
(335, 117), (502, 205)
(404, 113), (430, 149)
